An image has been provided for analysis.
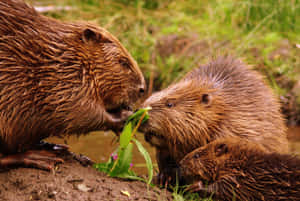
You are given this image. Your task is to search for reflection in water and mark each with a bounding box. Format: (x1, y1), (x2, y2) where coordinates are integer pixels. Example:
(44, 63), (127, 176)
(47, 127), (300, 175)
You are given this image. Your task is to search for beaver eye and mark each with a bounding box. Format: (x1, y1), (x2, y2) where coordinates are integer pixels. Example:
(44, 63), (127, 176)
(193, 153), (200, 159)
(119, 58), (131, 69)
(166, 102), (174, 108)
(201, 93), (212, 105)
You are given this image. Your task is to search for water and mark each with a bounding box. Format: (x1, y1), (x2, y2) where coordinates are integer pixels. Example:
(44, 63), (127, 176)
(46, 131), (157, 175)
(47, 127), (300, 175)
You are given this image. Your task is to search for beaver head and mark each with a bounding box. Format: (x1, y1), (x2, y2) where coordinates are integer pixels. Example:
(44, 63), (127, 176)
(140, 57), (287, 163)
(72, 26), (146, 115)
(140, 78), (226, 161)
(0, 0), (146, 137)
(179, 137), (267, 184)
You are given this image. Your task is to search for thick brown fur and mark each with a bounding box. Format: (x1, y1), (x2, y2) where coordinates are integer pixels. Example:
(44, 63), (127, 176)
(0, 0), (145, 154)
(140, 56), (287, 182)
(180, 137), (300, 201)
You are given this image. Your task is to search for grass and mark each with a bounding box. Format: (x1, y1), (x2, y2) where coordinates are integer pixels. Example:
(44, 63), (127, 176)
(30, 0), (300, 199)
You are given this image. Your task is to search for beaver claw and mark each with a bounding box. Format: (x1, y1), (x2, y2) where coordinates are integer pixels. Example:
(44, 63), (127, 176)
(186, 181), (204, 192)
(186, 181), (215, 198)
(71, 153), (94, 166)
(152, 172), (173, 188)
(36, 141), (69, 152)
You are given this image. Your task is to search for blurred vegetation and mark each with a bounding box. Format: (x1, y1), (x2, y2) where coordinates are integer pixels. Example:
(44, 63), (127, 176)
(31, 0), (300, 115)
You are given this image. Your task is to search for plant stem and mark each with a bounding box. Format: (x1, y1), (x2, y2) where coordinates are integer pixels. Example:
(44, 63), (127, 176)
(110, 154), (119, 174)
(131, 111), (147, 138)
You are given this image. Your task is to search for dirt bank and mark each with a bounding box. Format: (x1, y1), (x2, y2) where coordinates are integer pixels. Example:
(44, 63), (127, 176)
(0, 153), (172, 201)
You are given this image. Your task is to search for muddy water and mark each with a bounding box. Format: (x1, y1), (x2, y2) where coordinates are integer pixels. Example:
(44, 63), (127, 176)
(47, 127), (300, 175)
(46, 131), (157, 175)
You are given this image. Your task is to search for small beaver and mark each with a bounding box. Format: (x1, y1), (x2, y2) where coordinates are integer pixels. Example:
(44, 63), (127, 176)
(179, 137), (300, 201)
(140, 56), (287, 184)
(0, 0), (145, 169)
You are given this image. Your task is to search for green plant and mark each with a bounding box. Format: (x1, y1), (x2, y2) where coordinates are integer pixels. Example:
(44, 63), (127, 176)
(112, 0), (163, 10)
(94, 107), (153, 184)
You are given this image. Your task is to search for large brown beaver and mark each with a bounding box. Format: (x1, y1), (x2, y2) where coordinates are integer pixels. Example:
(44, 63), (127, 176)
(0, 0), (145, 169)
(140, 56), (287, 184)
(179, 137), (300, 201)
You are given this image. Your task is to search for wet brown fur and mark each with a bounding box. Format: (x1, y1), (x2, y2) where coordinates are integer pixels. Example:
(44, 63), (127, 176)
(180, 137), (300, 201)
(0, 0), (145, 154)
(140, 56), (287, 180)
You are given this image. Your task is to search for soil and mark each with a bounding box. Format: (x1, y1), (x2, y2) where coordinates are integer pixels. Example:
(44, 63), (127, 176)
(0, 153), (172, 201)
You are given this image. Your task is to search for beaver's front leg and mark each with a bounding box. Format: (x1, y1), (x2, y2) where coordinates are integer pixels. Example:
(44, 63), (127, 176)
(36, 141), (94, 166)
(0, 150), (64, 170)
(155, 148), (180, 187)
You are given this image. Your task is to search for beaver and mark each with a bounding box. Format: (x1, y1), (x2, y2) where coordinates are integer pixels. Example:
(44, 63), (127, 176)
(140, 56), (287, 184)
(179, 137), (300, 201)
(0, 0), (145, 169)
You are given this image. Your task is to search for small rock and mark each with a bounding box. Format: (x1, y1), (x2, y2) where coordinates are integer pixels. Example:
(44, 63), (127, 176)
(121, 190), (131, 197)
(76, 184), (92, 192)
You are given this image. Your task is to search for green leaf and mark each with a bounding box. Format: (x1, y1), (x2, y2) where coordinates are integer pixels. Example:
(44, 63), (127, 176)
(126, 107), (151, 126)
(119, 122), (132, 149)
(110, 142), (133, 176)
(93, 163), (109, 173)
(94, 107), (153, 183)
(133, 138), (153, 184)
(94, 155), (114, 174)
(117, 173), (145, 182)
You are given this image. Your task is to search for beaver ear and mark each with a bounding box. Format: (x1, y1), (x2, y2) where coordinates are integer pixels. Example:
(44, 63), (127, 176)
(215, 143), (228, 157)
(82, 28), (111, 43)
(200, 93), (212, 105)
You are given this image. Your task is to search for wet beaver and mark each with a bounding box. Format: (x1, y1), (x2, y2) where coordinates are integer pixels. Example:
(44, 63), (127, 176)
(140, 56), (287, 184)
(179, 137), (300, 201)
(0, 0), (145, 169)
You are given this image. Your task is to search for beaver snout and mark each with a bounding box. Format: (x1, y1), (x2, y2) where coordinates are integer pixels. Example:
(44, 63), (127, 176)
(106, 109), (133, 133)
(178, 166), (188, 181)
(178, 161), (196, 184)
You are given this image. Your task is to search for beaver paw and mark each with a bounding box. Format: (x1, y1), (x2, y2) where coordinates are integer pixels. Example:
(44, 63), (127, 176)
(36, 141), (94, 167)
(36, 141), (69, 152)
(0, 150), (64, 170)
(186, 181), (215, 198)
(70, 153), (94, 166)
(152, 172), (173, 188)
(186, 181), (204, 192)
